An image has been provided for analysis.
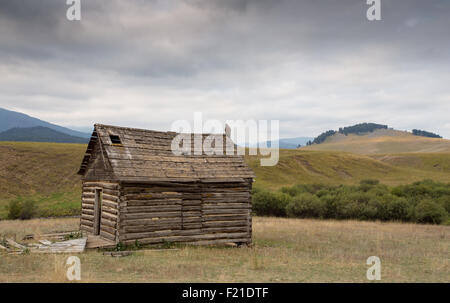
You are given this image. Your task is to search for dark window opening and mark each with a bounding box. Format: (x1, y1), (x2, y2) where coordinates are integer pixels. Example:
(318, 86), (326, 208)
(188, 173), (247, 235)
(110, 135), (122, 144)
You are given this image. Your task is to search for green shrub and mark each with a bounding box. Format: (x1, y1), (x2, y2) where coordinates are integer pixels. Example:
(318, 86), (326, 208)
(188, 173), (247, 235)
(286, 193), (326, 218)
(256, 180), (449, 224)
(6, 199), (22, 220)
(414, 199), (447, 224)
(385, 196), (409, 221)
(6, 199), (37, 220)
(280, 184), (308, 197)
(436, 196), (450, 214)
(319, 194), (337, 218)
(20, 200), (37, 220)
(252, 191), (292, 217)
(360, 179), (380, 186)
(359, 179), (380, 191)
(251, 186), (262, 195)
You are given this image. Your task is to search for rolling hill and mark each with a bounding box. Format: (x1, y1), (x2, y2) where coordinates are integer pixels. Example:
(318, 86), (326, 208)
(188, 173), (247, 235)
(0, 107), (90, 138)
(301, 128), (450, 154)
(0, 141), (449, 218)
(0, 126), (89, 143)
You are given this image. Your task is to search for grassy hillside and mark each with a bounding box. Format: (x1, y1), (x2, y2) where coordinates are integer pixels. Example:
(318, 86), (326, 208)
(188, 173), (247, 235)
(0, 142), (85, 218)
(0, 141), (449, 218)
(301, 129), (450, 154)
(247, 149), (450, 190)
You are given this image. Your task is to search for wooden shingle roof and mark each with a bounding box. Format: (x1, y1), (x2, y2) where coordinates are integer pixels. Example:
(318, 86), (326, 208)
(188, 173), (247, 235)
(78, 124), (255, 182)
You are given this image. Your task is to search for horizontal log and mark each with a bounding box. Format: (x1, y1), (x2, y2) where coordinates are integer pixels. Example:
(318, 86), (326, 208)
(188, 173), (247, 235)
(202, 193), (250, 198)
(80, 225), (94, 233)
(125, 199), (182, 206)
(182, 216), (202, 223)
(125, 205), (181, 213)
(81, 213), (94, 221)
(82, 198), (95, 204)
(122, 188), (186, 195)
(182, 194), (202, 200)
(82, 209), (94, 216)
(181, 206), (202, 211)
(102, 200), (118, 209)
(82, 193), (95, 199)
(123, 217), (181, 227)
(121, 232), (250, 245)
(100, 217), (117, 228)
(203, 208), (249, 215)
(83, 182), (119, 190)
(101, 206), (118, 215)
(123, 223), (182, 233)
(201, 178), (246, 183)
(124, 224), (182, 234)
(122, 229), (202, 240)
(181, 223), (203, 229)
(80, 219), (94, 227)
(203, 203), (250, 209)
(202, 198), (250, 203)
(124, 193), (183, 200)
(101, 212), (117, 221)
(100, 224), (117, 235)
(201, 188), (249, 193)
(82, 203), (94, 210)
(100, 231), (116, 242)
(123, 211), (181, 220)
(83, 188), (119, 196)
(123, 218), (182, 226)
(182, 211), (201, 217)
(181, 200), (202, 206)
(202, 221), (249, 228)
(202, 226), (249, 233)
(102, 193), (119, 202)
(202, 215), (249, 222)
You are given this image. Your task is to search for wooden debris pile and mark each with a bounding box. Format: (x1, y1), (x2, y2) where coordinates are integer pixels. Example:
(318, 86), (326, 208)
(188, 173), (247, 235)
(30, 238), (87, 254)
(0, 232), (87, 254)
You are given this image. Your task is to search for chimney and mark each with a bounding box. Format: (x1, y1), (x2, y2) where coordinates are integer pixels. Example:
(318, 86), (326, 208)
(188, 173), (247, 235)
(225, 123), (231, 137)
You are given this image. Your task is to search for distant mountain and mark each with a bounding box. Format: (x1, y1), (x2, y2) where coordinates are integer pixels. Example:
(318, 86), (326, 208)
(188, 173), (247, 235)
(248, 137), (313, 149)
(0, 107), (91, 138)
(0, 126), (89, 143)
(265, 137), (313, 149)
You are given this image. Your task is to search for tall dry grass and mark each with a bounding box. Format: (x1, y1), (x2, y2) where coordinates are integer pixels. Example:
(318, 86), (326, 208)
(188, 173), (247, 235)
(0, 217), (448, 282)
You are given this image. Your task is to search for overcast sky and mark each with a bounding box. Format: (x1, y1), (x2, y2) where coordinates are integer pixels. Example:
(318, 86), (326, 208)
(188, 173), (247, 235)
(0, 0), (449, 138)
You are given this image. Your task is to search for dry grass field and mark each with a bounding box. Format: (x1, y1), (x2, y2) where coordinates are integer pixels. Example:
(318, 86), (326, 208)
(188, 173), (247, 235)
(0, 217), (448, 282)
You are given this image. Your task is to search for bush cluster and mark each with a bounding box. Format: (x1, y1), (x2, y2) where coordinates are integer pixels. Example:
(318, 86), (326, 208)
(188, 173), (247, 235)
(252, 179), (449, 225)
(6, 198), (37, 220)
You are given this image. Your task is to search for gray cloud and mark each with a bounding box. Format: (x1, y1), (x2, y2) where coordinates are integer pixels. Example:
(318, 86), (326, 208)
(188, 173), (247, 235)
(0, 0), (449, 138)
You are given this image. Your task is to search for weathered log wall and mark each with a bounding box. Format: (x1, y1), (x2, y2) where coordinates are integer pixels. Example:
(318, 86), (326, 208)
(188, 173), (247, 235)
(80, 181), (120, 242)
(118, 180), (252, 245)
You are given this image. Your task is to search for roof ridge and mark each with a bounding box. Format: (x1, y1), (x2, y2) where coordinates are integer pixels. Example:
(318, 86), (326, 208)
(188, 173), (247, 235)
(94, 123), (176, 135)
(94, 123), (227, 136)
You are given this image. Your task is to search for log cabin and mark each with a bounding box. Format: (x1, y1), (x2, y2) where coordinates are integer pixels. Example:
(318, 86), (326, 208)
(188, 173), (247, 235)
(77, 124), (255, 246)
